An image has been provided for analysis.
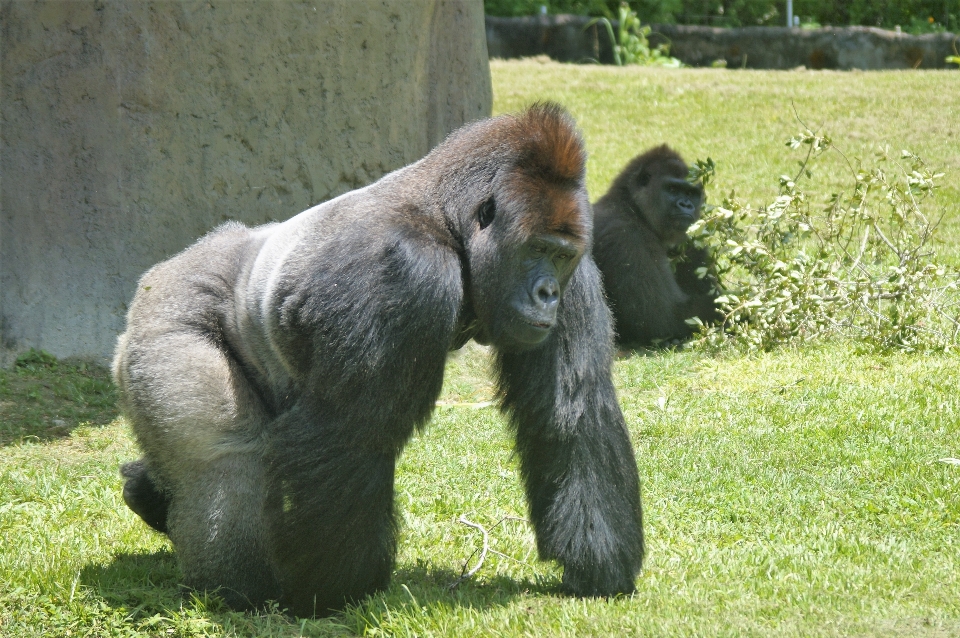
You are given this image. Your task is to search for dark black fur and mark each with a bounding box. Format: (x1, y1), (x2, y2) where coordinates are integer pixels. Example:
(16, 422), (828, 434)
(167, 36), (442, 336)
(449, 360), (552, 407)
(113, 103), (643, 617)
(593, 144), (719, 347)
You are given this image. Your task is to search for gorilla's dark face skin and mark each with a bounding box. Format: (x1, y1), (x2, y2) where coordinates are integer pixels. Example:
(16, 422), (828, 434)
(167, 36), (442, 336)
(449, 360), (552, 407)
(466, 161), (591, 352)
(648, 175), (705, 246)
(619, 156), (705, 249)
(510, 234), (581, 343)
(473, 229), (583, 350)
(114, 103), (644, 618)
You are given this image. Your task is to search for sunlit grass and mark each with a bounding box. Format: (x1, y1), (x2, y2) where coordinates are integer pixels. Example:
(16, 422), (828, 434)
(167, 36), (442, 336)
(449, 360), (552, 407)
(2, 342), (958, 636)
(1, 61), (959, 636)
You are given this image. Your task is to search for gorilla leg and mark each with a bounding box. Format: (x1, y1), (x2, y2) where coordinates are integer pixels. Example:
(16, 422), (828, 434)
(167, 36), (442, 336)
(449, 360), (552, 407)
(165, 451), (281, 610)
(264, 405), (399, 617)
(118, 330), (280, 609)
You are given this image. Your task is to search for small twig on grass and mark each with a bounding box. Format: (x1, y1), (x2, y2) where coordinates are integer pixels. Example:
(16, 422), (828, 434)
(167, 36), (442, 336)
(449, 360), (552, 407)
(448, 515), (529, 590)
(449, 516), (488, 590)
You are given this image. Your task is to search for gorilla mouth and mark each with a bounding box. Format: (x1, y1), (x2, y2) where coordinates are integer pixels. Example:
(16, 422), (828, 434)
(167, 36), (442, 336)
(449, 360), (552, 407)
(504, 316), (554, 346)
(509, 302), (556, 338)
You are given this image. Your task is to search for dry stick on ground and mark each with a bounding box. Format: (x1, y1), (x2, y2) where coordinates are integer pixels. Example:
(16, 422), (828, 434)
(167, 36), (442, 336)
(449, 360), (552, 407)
(449, 515), (530, 590)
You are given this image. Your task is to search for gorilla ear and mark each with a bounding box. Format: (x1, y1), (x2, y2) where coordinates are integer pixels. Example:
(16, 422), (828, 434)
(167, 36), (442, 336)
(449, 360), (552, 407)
(478, 196), (496, 229)
(636, 170), (651, 188)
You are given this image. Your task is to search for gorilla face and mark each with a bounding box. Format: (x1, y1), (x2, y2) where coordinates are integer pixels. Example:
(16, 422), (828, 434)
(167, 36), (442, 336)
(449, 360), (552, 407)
(505, 234), (582, 345)
(632, 165), (704, 248)
(467, 190), (586, 351)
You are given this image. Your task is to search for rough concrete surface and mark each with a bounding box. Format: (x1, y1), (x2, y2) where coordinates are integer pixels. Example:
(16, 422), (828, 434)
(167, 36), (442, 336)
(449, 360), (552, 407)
(1, 0), (492, 365)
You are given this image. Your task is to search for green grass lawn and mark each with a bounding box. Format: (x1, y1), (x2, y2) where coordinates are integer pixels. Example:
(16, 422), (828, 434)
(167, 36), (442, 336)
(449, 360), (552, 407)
(2, 61), (959, 637)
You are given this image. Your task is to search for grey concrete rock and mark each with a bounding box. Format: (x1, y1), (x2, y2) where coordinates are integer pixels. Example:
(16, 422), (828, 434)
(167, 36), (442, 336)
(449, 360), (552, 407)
(1, 0), (492, 365)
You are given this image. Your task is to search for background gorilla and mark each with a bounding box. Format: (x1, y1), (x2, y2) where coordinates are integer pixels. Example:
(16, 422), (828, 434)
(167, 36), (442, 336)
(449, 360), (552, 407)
(113, 103), (644, 617)
(592, 144), (719, 348)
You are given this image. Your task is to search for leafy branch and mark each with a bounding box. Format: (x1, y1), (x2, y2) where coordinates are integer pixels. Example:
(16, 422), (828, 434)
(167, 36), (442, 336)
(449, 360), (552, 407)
(687, 130), (957, 353)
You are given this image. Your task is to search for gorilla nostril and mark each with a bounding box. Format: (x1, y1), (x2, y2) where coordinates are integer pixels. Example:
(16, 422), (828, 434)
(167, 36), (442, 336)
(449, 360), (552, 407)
(534, 277), (559, 307)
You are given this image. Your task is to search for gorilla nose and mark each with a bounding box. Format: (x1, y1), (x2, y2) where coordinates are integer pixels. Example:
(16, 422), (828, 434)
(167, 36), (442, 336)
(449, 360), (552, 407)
(533, 276), (560, 311)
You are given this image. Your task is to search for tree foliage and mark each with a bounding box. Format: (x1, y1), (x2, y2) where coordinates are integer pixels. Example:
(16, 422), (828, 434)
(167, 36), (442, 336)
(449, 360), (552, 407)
(485, 0), (960, 33)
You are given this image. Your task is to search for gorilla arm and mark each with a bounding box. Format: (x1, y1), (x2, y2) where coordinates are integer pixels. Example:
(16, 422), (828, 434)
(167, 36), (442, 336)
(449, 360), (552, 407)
(495, 257), (644, 596)
(672, 245), (722, 328)
(250, 207), (467, 616)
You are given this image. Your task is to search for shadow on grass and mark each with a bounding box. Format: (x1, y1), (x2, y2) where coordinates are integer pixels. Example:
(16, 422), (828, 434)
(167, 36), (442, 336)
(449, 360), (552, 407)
(80, 551), (540, 629)
(377, 561), (549, 608)
(80, 550), (184, 615)
(335, 563), (551, 634)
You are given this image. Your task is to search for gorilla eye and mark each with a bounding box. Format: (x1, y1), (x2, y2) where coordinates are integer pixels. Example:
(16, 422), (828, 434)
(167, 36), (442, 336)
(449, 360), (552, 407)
(478, 197), (496, 229)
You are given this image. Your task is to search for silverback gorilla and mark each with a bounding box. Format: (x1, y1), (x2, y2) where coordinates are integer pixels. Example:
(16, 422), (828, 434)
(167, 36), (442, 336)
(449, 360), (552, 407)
(592, 144), (718, 348)
(113, 103), (644, 617)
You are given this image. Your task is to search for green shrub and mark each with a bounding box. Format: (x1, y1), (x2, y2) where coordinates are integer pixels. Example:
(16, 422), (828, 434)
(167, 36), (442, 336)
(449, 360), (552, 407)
(686, 130), (957, 353)
(14, 348), (59, 371)
(588, 3), (682, 66)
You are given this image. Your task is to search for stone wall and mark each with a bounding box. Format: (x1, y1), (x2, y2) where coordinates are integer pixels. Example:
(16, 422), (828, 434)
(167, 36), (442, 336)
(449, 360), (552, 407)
(486, 15), (960, 70)
(1, 0), (492, 366)
(485, 14), (613, 63)
(653, 24), (959, 70)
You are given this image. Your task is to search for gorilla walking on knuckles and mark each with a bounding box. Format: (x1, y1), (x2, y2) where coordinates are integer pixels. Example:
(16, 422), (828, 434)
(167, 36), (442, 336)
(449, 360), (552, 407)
(113, 103), (644, 616)
(592, 144), (719, 348)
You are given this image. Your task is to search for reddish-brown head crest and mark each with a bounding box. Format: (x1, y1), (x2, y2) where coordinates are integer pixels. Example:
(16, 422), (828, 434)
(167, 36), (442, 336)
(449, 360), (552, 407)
(511, 102), (587, 185)
(502, 103), (589, 241)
